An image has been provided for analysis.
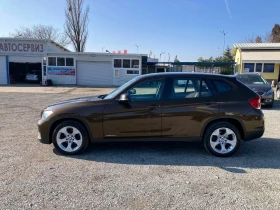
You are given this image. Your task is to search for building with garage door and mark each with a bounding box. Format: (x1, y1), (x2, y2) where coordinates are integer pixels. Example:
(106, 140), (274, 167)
(0, 37), (143, 86)
(232, 43), (280, 83)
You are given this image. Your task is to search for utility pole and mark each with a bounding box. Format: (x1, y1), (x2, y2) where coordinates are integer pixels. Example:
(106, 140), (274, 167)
(220, 30), (228, 53)
(160, 52), (165, 63)
(135, 44), (140, 54)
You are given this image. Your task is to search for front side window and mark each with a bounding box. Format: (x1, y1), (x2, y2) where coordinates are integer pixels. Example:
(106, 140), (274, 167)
(48, 57), (56, 66)
(114, 59), (121, 68)
(126, 79), (165, 101)
(263, 63), (275, 73)
(244, 63), (254, 72)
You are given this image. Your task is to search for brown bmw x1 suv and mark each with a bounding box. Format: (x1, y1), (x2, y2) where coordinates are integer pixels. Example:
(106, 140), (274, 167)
(38, 72), (264, 157)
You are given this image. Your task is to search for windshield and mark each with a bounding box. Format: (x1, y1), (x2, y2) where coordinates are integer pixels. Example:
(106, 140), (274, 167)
(104, 77), (138, 99)
(236, 74), (267, 85)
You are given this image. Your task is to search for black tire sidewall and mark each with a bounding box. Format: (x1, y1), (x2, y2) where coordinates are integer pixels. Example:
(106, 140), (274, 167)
(203, 122), (241, 157)
(52, 121), (89, 155)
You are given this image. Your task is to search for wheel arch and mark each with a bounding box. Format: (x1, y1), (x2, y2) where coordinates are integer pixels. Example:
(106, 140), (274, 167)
(48, 116), (92, 144)
(201, 117), (245, 141)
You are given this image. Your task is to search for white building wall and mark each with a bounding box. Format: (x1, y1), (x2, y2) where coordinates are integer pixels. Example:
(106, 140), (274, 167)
(0, 56), (7, 84)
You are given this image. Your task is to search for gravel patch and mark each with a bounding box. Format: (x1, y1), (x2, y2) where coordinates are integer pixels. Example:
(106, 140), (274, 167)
(1, 87), (280, 209)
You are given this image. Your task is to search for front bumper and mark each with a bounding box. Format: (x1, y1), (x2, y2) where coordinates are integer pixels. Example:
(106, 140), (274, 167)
(37, 119), (51, 144)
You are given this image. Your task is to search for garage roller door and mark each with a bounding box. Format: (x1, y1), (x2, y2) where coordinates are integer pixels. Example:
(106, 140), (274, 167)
(0, 56), (7, 84)
(77, 61), (113, 86)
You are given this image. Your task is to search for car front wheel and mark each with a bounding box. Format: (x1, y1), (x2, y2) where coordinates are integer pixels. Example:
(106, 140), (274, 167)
(52, 121), (89, 155)
(203, 122), (240, 157)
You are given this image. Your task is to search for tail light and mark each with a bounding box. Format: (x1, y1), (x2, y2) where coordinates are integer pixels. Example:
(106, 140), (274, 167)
(249, 96), (261, 109)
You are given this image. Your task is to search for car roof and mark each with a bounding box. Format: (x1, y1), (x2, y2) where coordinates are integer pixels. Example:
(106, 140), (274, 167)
(136, 72), (236, 80)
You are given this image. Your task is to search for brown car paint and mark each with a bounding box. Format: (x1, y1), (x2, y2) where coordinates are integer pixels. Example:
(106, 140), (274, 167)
(37, 73), (264, 145)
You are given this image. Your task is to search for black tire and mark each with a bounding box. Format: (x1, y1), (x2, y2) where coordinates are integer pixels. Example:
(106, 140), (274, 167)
(266, 101), (274, 108)
(203, 122), (241, 157)
(52, 121), (89, 155)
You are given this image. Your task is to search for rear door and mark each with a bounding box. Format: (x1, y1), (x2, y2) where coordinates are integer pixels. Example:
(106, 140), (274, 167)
(161, 76), (220, 138)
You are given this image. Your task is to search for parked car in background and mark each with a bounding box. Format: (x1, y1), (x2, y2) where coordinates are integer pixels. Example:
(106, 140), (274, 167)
(276, 82), (280, 99)
(38, 72), (264, 157)
(25, 70), (41, 83)
(236, 72), (274, 108)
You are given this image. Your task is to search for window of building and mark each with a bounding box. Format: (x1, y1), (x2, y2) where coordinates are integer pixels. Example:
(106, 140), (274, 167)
(57, 57), (65, 66)
(48, 57), (56, 66)
(244, 63), (254, 72)
(114, 69), (120, 77)
(263, 63), (275, 73)
(256, 63), (262, 72)
(114, 59), (122, 68)
(127, 70), (139, 74)
(132, 60), (140, 68)
(123, 59), (131, 68)
(66, 58), (74, 66)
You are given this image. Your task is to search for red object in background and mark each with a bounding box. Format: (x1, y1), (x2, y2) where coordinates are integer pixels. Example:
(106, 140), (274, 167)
(118, 50), (121, 54)
(124, 50), (128, 54)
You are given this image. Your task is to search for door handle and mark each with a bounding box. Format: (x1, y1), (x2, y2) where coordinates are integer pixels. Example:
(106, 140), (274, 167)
(202, 101), (216, 105)
(149, 104), (160, 109)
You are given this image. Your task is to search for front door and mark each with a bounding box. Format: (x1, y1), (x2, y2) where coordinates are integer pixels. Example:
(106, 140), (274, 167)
(102, 78), (165, 138)
(161, 77), (219, 137)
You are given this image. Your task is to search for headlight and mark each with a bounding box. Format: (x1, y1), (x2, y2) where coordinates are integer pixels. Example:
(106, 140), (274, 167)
(265, 88), (274, 95)
(41, 110), (53, 121)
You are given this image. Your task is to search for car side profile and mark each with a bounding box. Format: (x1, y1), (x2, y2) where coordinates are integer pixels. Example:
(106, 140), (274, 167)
(37, 72), (265, 157)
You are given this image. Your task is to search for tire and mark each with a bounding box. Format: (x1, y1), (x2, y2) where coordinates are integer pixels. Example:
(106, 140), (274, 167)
(52, 121), (89, 155)
(203, 122), (241, 157)
(276, 89), (280, 99)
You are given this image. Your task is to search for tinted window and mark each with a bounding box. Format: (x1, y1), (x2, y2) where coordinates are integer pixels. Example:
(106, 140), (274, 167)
(213, 80), (232, 93)
(114, 59), (121, 68)
(171, 78), (212, 99)
(127, 70), (139, 74)
(127, 79), (165, 101)
(132, 60), (140, 68)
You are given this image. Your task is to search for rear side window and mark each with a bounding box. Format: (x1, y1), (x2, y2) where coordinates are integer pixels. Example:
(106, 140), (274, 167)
(213, 80), (232, 93)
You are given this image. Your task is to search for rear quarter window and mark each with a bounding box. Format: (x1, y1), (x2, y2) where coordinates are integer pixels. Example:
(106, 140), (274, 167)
(213, 80), (232, 93)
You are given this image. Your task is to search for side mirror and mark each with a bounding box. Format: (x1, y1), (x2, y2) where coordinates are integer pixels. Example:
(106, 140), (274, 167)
(118, 93), (130, 103)
(128, 88), (136, 95)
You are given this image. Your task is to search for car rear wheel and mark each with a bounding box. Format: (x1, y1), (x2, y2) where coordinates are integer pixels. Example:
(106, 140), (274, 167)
(203, 122), (240, 157)
(52, 121), (89, 155)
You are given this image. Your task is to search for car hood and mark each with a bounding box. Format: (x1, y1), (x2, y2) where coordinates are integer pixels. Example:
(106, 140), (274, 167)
(48, 95), (107, 107)
(245, 84), (271, 94)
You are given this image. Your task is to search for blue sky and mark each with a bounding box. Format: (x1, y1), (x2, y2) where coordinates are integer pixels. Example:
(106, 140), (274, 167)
(0, 0), (279, 61)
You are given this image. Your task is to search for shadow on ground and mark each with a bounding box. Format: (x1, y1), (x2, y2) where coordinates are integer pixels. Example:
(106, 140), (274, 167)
(53, 137), (280, 173)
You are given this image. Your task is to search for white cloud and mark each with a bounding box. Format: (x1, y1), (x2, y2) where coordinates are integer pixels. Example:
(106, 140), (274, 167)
(224, 0), (232, 19)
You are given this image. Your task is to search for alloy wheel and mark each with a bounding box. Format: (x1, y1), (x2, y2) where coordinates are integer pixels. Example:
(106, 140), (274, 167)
(56, 126), (83, 152)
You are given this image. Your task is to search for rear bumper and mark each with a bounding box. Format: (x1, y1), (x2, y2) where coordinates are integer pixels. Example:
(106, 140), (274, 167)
(261, 94), (274, 106)
(243, 128), (264, 141)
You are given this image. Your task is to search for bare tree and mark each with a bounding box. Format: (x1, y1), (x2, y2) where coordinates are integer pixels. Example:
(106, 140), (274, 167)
(64, 0), (89, 52)
(10, 24), (69, 47)
(263, 31), (273, 42)
(245, 34), (263, 43)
